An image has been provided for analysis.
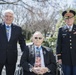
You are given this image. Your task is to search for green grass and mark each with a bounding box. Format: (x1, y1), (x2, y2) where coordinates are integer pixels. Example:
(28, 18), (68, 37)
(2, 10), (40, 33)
(26, 40), (31, 43)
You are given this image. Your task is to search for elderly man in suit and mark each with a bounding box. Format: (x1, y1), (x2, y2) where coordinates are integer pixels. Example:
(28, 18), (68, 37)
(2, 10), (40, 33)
(0, 9), (26, 75)
(56, 10), (76, 75)
(20, 31), (56, 75)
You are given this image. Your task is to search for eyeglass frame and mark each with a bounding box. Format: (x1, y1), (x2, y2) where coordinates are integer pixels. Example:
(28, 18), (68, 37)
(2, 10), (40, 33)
(34, 37), (42, 40)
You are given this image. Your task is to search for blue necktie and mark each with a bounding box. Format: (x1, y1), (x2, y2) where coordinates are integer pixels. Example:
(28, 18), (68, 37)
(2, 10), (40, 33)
(36, 47), (41, 57)
(6, 26), (11, 41)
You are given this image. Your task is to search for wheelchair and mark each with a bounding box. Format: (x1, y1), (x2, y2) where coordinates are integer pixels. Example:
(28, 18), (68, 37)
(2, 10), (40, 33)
(56, 63), (64, 75)
(14, 64), (64, 75)
(14, 65), (23, 75)
(14, 54), (64, 75)
(55, 54), (64, 75)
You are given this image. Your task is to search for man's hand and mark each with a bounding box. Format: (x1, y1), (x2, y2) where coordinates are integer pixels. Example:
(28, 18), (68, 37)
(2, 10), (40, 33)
(39, 67), (49, 74)
(32, 67), (41, 74)
(32, 67), (49, 74)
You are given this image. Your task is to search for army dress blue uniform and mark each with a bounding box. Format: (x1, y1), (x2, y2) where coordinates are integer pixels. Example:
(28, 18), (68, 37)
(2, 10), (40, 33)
(57, 24), (76, 65)
(56, 10), (76, 75)
(56, 24), (76, 75)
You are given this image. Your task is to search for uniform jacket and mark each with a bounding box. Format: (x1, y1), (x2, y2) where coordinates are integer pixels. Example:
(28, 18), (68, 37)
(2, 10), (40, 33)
(20, 45), (57, 75)
(56, 24), (76, 66)
(0, 23), (26, 64)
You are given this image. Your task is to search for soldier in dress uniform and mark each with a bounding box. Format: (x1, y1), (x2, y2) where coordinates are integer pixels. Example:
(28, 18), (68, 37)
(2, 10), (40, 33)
(56, 10), (76, 75)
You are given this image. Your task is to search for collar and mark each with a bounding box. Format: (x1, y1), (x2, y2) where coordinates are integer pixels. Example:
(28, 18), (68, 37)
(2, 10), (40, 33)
(5, 23), (11, 27)
(66, 24), (73, 29)
(35, 45), (41, 48)
(34, 45), (42, 50)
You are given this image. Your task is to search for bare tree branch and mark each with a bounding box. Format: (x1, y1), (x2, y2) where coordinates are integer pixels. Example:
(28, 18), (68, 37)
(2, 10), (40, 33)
(0, 0), (21, 4)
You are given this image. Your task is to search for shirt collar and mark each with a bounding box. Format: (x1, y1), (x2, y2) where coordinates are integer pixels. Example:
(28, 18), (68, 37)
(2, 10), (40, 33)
(34, 45), (41, 50)
(5, 23), (11, 27)
(66, 24), (73, 29)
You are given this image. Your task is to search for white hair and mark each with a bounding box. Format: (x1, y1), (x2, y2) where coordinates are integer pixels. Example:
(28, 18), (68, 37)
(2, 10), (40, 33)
(2, 9), (14, 17)
(33, 31), (43, 37)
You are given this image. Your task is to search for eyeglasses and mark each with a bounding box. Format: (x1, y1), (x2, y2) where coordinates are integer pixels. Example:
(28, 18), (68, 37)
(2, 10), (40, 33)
(34, 37), (42, 40)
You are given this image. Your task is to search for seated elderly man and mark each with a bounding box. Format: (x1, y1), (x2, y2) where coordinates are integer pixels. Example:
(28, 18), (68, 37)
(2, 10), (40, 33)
(20, 31), (56, 75)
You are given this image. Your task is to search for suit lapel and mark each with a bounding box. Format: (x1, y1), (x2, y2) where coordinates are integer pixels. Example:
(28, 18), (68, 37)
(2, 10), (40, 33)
(1, 23), (7, 42)
(42, 47), (47, 64)
(32, 45), (35, 63)
(30, 45), (35, 57)
(9, 24), (15, 42)
(29, 45), (35, 63)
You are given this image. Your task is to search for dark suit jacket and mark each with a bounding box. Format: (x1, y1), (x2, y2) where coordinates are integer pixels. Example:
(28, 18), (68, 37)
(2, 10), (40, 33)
(56, 24), (76, 66)
(20, 45), (56, 75)
(0, 23), (26, 64)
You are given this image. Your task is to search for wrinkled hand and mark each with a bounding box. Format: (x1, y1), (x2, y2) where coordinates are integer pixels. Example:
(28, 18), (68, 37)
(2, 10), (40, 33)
(39, 67), (49, 74)
(32, 67), (49, 75)
(32, 67), (41, 74)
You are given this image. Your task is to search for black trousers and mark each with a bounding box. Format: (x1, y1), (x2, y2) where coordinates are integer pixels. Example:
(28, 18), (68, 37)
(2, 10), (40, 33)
(0, 63), (16, 75)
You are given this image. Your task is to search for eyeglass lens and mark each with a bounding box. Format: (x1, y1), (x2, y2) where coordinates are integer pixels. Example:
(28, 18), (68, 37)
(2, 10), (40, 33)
(35, 37), (42, 39)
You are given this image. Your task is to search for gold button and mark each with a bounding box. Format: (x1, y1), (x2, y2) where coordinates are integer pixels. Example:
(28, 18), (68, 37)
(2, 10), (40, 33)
(70, 43), (72, 45)
(70, 47), (72, 49)
(69, 36), (71, 38)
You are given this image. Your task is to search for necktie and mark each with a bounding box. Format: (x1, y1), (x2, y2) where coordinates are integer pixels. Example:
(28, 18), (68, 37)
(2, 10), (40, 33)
(35, 47), (41, 67)
(6, 26), (11, 41)
(69, 26), (71, 31)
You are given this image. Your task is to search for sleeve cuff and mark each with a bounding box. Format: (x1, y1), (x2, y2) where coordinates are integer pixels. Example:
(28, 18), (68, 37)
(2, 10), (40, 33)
(47, 69), (51, 73)
(46, 68), (51, 73)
